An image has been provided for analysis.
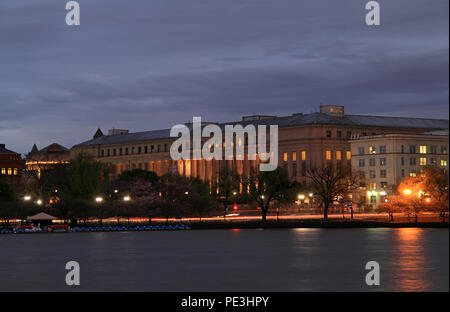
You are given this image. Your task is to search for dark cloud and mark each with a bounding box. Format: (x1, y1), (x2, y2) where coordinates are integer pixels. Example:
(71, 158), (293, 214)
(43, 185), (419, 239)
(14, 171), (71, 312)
(0, 0), (448, 154)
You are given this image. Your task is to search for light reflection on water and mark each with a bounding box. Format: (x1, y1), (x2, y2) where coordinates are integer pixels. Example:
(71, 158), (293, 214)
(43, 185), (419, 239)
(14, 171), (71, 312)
(0, 228), (448, 291)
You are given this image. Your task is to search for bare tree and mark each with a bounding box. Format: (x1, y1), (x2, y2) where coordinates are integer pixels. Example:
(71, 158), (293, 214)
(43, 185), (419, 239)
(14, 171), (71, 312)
(307, 165), (360, 221)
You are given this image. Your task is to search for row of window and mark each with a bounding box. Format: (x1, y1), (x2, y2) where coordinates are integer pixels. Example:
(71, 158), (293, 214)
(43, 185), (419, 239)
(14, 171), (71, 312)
(282, 150), (352, 162)
(0, 168), (18, 175)
(326, 130), (377, 138)
(358, 144), (448, 155)
(360, 170), (388, 179)
(100, 144), (169, 157)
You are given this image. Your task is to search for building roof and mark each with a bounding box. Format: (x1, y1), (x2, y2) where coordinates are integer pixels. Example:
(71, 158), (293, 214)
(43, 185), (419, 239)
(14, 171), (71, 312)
(27, 212), (57, 221)
(29, 143), (69, 155)
(73, 112), (449, 147)
(0, 144), (19, 155)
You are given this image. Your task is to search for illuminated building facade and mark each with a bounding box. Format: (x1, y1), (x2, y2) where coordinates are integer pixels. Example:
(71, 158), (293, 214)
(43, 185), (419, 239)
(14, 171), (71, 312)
(350, 130), (449, 207)
(70, 106), (448, 189)
(26, 143), (71, 178)
(0, 144), (25, 190)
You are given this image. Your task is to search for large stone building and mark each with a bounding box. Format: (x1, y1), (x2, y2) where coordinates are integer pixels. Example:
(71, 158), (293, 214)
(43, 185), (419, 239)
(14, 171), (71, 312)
(70, 105), (449, 189)
(0, 144), (25, 190)
(350, 130), (449, 207)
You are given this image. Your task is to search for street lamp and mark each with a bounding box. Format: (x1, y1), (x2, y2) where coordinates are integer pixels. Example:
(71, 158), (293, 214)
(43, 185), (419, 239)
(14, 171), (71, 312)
(36, 199), (42, 205)
(123, 196), (130, 201)
(403, 189), (412, 195)
(298, 194), (305, 200)
(95, 197), (103, 203)
(24, 195), (31, 201)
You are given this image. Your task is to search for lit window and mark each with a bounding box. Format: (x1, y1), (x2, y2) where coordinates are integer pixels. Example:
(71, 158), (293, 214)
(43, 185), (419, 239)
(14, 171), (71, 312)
(420, 145), (427, 154)
(380, 170), (386, 178)
(369, 146), (376, 154)
(336, 151), (342, 160)
(283, 152), (288, 162)
(369, 182), (376, 190)
(410, 172), (416, 177)
(346, 151), (351, 160)
(292, 152), (297, 161)
(369, 170), (376, 179)
(441, 159), (448, 166)
(380, 146), (386, 154)
(301, 151), (306, 161)
(1, 168), (5, 175)
(419, 157), (427, 166)
(7, 168), (12, 175)
(326, 150), (332, 161)
(380, 158), (386, 166)
(13, 168), (18, 175)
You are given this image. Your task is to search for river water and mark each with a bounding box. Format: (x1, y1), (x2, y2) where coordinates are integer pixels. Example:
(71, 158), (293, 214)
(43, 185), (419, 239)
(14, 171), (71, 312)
(0, 228), (448, 291)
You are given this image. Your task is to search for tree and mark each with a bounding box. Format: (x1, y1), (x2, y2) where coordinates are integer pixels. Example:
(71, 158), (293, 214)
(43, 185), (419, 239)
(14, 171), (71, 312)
(307, 165), (359, 221)
(117, 169), (159, 184)
(0, 178), (16, 225)
(213, 167), (240, 218)
(240, 167), (291, 222)
(378, 195), (406, 221)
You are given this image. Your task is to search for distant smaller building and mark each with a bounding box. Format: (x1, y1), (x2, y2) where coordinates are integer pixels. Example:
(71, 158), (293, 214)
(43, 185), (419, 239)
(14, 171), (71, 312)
(26, 143), (71, 178)
(0, 143), (25, 190)
(350, 130), (449, 208)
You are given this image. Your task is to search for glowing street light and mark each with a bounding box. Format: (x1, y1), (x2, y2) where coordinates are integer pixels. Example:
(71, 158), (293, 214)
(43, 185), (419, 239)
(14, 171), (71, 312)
(123, 196), (130, 201)
(95, 197), (103, 203)
(24, 195), (31, 201)
(36, 199), (42, 205)
(184, 191), (189, 195)
(233, 191), (237, 195)
(260, 195), (265, 199)
(298, 194), (305, 200)
(403, 189), (412, 195)
(308, 193), (313, 198)
(114, 189), (118, 193)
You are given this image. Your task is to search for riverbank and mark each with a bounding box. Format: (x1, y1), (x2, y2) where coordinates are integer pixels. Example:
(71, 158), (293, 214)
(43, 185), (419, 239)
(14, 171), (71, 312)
(186, 219), (449, 230)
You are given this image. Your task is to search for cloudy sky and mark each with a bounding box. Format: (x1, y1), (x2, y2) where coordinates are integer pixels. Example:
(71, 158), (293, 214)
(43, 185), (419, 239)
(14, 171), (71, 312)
(0, 0), (448, 155)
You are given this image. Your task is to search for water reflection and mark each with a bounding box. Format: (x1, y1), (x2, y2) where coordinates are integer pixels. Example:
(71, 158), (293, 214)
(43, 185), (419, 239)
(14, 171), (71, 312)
(391, 228), (429, 291)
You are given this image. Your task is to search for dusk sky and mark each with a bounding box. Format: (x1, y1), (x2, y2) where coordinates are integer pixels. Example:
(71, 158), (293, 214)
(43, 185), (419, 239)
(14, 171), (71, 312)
(0, 0), (448, 155)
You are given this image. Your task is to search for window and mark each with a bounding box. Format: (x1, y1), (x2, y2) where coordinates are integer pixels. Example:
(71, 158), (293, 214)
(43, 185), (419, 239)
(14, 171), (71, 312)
(347, 131), (352, 139)
(369, 170), (376, 179)
(380, 158), (386, 166)
(301, 151), (306, 161)
(326, 130), (331, 138)
(144, 146), (148, 154)
(369, 182), (376, 190)
(164, 144), (168, 152)
(346, 151), (351, 160)
(401, 145), (405, 153)
(370, 196), (377, 204)
(369, 158), (375, 166)
(13, 168), (18, 175)
(7, 168), (12, 175)
(442, 146), (448, 154)
(359, 159), (365, 167)
(401, 169), (405, 177)
(292, 163), (297, 177)
(410, 172), (417, 177)
(336, 151), (342, 160)
(430, 146), (437, 154)
(430, 158), (436, 165)
(326, 150), (332, 161)
(1, 168), (5, 175)
(401, 157), (404, 166)
(360, 171), (365, 179)
(151, 145), (155, 152)
(369, 146), (376, 154)
(380, 145), (386, 154)
(409, 145), (416, 154)
(337, 130), (342, 138)
(420, 145), (427, 154)
(113, 149), (117, 156)
(119, 148), (123, 156)
(409, 158), (416, 165)
(283, 152), (288, 162)
(138, 146), (142, 154)
(362, 132), (367, 136)
(125, 147), (129, 155)
(358, 147), (365, 155)
(380, 182), (388, 188)
(107, 149), (110, 157)
(441, 159), (448, 166)
(131, 147), (135, 154)
(158, 145), (161, 152)
(380, 170), (387, 178)
(292, 152), (297, 161)
(419, 157), (427, 166)
(101, 150), (104, 157)
(301, 162), (306, 176)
